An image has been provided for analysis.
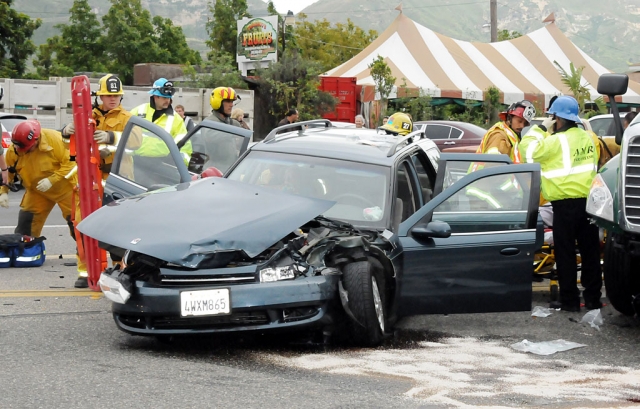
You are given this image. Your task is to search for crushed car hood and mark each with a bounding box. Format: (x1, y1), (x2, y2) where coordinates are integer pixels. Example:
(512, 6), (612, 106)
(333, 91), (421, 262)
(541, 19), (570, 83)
(77, 178), (335, 268)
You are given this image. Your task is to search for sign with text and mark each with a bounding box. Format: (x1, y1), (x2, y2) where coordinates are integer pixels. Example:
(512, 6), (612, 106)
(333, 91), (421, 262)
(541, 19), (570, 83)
(236, 16), (278, 75)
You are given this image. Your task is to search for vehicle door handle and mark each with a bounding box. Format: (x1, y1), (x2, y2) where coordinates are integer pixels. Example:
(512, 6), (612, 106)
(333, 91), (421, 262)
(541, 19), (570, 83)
(111, 192), (124, 200)
(443, 141), (456, 145)
(500, 247), (520, 256)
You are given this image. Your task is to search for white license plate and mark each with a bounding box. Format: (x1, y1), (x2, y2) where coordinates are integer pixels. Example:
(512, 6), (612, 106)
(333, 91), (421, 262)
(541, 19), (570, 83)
(180, 289), (231, 317)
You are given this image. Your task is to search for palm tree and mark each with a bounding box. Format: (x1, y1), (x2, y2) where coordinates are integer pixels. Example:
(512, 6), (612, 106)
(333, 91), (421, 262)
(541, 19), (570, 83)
(554, 61), (606, 116)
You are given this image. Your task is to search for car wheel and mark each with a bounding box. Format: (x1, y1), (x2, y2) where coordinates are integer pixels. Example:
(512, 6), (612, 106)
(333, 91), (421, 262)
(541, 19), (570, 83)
(342, 260), (386, 347)
(603, 232), (639, 316)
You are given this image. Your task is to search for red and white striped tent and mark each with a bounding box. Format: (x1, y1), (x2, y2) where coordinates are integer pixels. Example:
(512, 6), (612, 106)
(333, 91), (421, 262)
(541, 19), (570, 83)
(325, 13), (640, 107)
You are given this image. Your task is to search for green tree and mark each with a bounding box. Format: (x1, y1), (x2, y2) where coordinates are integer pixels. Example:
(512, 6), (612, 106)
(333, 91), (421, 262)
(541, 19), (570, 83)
(368, 55), (395, 126)
(33, 0), (106, 78)
(483, 86), (502, 125)
(497, 29), (522, 41)
(206, 0), (250, 58)
(255, 50), (337, 130)
(102, 0), (162, 84)
(554, 61), (606, 116)
(294, 16), (377, 72)
(182, 50), (245, 89)
(0, 0), (42, 77)
(152, 16), (202, 66)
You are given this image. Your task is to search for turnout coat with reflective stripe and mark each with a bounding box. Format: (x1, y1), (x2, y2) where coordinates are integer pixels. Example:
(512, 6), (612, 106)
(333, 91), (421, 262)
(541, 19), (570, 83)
(520, 125), (597, 202)
(476, 121), (521, 163)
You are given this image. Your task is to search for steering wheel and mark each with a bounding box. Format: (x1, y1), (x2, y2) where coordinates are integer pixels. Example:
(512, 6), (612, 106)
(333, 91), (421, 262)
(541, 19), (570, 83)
(333, 193), (375, 208)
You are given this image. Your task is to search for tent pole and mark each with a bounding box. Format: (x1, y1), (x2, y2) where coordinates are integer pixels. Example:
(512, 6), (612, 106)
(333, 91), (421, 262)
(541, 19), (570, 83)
(490, 0), (497, 42)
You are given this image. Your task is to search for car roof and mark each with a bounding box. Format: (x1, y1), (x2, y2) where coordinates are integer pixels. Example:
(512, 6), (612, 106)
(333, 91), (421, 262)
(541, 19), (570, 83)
(589, 113), (626, 120)
(253, 125), (437, 166)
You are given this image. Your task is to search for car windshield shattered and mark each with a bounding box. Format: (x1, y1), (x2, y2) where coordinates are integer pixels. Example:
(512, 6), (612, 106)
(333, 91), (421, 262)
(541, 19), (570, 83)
(227, 151), (390, 229)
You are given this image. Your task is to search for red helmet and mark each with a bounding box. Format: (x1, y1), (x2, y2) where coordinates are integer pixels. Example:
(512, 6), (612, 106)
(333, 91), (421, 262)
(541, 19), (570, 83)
(499, 100), (536, 126)
(201, 167), (223, 178)
(12, 119), (41, 152)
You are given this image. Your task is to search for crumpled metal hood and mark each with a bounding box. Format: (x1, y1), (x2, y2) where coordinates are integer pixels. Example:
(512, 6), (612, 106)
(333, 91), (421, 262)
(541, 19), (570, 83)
(77, 178), (335, 268)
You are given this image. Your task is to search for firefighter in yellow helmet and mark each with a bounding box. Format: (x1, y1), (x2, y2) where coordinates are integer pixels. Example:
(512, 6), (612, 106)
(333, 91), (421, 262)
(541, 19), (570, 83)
(0, 120), (77, 242)
(206, 87), (243, 127)
(380, 112), (413, 136)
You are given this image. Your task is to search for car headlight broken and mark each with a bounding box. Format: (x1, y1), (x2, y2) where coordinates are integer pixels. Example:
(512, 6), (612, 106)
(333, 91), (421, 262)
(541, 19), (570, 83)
(586, 174), (614, 222)
(98, 270), (132, 304)
(259, 266), (296, 283)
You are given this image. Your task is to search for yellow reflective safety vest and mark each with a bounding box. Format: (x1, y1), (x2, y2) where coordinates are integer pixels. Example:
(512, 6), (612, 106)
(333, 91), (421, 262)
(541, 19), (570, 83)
(129, 103), (192, 165)
(520, 125), (597, 202)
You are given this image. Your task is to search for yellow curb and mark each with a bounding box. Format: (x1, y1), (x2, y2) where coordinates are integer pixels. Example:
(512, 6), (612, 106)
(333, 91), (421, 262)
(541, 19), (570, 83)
(0, 289), (103, 299)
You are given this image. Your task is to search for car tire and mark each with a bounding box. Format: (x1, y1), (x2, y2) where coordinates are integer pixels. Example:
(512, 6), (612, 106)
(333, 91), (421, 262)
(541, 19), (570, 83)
(342, 260), (386, 347)
(603, 232), (639, 316)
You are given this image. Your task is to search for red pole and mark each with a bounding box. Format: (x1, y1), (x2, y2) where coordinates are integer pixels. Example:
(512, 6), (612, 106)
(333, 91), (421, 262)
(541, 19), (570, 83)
(71, 75), (106, 291)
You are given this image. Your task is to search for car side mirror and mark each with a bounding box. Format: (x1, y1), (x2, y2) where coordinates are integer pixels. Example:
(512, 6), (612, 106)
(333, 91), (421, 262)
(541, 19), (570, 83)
(411, 221), (451, 239)
(597, 73), (629, 145)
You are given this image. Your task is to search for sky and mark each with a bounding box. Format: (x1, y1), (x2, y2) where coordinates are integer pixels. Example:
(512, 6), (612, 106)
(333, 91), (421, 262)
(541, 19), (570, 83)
(263, 0), (319, 14)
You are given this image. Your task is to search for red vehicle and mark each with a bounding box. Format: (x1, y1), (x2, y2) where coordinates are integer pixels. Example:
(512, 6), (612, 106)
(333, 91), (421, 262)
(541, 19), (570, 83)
(413, 120), (485, 152)
(0, 114), (28, 149)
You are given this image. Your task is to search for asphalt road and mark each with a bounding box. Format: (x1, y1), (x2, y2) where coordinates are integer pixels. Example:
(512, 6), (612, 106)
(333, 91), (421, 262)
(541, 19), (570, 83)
(1, 190), (640, 408)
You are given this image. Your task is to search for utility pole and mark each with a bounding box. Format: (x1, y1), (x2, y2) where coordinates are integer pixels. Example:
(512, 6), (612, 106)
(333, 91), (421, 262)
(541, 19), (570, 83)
(490, 0), (497, 42)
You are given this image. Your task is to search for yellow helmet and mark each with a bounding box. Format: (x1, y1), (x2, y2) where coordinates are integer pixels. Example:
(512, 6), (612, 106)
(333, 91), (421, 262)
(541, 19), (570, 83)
(210, 87), (238, 111)
(96, 74), (124, 96)
(380, 112), (412, 136)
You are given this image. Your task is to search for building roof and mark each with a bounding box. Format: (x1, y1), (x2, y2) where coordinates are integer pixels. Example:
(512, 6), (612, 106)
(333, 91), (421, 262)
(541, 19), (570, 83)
(326, 13), (640, 106)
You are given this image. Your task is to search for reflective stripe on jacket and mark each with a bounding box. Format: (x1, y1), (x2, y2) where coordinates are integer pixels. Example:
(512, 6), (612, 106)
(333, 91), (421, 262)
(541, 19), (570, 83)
(520, 125), (597, 202)
(130, 103), (191, 164)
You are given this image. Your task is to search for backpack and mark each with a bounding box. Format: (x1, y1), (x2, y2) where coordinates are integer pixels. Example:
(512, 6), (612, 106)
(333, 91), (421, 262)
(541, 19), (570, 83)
(0, 234), (46, 268)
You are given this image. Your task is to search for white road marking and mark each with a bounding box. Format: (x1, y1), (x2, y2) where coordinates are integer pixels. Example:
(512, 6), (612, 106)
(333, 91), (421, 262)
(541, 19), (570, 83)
(261, 337), (640, 407)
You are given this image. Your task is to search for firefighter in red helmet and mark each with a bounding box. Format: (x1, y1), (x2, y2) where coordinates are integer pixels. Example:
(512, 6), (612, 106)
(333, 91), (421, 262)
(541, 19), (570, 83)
(476, 100), (536, 163)
(0, 120), (77, 242)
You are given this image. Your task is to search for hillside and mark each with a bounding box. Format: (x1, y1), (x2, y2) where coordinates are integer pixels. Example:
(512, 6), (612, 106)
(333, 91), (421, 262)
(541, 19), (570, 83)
(299, 0), (640, 73)
(13, 0), (271, 54)
(12, 0), (640, 73)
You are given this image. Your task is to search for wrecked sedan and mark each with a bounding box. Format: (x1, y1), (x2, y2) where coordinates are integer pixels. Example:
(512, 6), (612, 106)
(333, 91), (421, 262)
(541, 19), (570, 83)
(79, 118), (541, 346)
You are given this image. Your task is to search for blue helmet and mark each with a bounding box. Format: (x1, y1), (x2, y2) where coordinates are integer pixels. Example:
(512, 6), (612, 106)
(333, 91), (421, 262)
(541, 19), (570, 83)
(546, 95), (580, 123)
(148, 78), (176, 98)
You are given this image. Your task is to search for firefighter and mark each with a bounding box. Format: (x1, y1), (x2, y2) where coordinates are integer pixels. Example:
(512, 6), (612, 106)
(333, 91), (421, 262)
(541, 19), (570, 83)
(206, 87), (242, 127)
(61, 74), (142, 288)
(520, 96), (601, 312)
(380, 112), (413, 136)
(0, 85), (8, 185)
(0, 120), (76, 243)
(477, 100), (536, 162)
(130, 78), (191, 164)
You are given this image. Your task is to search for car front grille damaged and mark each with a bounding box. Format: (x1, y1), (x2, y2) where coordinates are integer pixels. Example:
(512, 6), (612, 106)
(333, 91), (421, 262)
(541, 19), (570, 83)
(159, 273), (257, 286)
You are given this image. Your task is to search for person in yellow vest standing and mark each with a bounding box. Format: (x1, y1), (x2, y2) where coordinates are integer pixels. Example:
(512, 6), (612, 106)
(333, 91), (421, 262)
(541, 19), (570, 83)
(520, 96), (601, 312)
(477, 100), (536, 162)
(130, 78), (191, 165)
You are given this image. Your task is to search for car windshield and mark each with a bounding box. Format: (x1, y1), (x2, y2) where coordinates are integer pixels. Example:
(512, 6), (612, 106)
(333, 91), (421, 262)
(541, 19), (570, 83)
(227, 151), (390, 229)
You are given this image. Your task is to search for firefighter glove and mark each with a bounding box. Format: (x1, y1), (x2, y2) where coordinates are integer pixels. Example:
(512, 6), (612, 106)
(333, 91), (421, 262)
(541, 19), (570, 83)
(62, 123), (75, 137)
(99, 147), (111, 159)
(93, 130), (113, 144)
(36, 178), (53, 192)
(541, 117), (556, 134)
(0, 193), (8, 208)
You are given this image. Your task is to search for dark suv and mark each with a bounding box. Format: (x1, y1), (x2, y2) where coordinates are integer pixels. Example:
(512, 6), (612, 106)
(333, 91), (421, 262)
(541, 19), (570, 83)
(79, 118), (541, 346)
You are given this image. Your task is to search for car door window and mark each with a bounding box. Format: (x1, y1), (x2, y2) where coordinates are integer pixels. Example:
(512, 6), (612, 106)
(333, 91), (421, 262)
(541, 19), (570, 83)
(115, 124), (182, 190)
(394, 161), (418, 225)
(590, 118), (611, 137)
(449, 127), (463, 140)
(432, 172), (532, 233)
(411, 152), (436, 205)
(424, 124), (451, 139)
(441, 160), (509, 190)
(187, 127), (246, 174)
